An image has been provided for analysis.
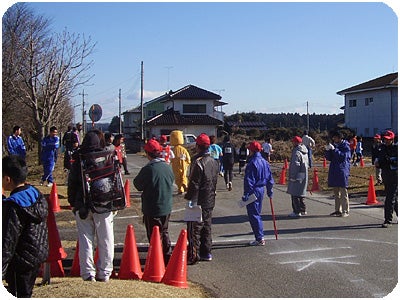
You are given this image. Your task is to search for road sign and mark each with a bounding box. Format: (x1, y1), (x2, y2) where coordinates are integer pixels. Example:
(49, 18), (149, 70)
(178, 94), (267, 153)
(89, 104), (102, 122)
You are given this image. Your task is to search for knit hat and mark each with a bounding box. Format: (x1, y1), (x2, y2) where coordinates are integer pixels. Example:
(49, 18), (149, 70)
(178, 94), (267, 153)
(80, 131), (102, 153)
(144, 139), (162, 153)
(159, 135), (167, 143)
(196, 133), (210, 146)
(248, 141), (262, 152)
(292, 136), (302, 144)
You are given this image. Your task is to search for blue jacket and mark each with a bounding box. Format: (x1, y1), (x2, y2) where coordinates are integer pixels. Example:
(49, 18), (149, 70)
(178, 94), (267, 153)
(41, 135), (59, 163)
(7, 135), (26, 159)
(243, 152), (274, 200)
(325, 140), (351, 187)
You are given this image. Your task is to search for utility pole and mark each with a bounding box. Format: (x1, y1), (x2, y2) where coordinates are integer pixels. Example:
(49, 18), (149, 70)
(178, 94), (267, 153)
(140, 61), (144, 141)
(79, 90), (88, 135)
(306, 101), (310, 132)
(165, 66), (173, 91)
(119, 89), (122, 134)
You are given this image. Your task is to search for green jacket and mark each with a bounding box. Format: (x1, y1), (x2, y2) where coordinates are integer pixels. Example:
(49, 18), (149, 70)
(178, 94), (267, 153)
(133, 158), (175, 217)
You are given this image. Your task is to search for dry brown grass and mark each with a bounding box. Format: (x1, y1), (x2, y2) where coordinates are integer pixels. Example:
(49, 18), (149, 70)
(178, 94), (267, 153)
(31, 278), (211, 298)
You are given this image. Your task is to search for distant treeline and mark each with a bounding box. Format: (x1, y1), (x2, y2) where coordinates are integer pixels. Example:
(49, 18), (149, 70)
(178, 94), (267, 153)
(224, 112), (344, 132)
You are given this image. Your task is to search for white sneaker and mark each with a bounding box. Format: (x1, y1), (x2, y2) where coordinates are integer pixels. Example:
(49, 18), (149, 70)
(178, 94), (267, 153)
(46, 182), (53, 187)
(249, 239), (265, 246)
(39, 180), (44, 186)
(228, 182), (232, 191)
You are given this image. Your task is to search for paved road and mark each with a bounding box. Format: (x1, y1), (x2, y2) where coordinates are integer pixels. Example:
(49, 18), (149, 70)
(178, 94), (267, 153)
(61, 153), (398, 298)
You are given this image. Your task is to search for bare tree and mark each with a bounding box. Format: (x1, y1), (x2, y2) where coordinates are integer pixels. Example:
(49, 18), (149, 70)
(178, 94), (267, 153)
(2, 3), (96, 160)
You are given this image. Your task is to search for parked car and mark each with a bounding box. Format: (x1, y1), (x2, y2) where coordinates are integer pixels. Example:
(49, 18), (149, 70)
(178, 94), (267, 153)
(166, 134), (197, 146)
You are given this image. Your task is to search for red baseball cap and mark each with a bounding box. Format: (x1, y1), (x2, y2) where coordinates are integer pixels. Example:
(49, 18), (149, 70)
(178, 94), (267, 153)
(374, 134), (381, 139)
(292, 136), (302, 143)
(196, 133), (210, 146)
(248, 141), (262, 152)
(144, 139), (162, 153)
(382, 130), (395, 140)
(159, 135), (167, 143)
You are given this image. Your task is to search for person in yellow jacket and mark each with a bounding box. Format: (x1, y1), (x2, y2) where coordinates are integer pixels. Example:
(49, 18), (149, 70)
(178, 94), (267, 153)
(170, 130), (191, 194)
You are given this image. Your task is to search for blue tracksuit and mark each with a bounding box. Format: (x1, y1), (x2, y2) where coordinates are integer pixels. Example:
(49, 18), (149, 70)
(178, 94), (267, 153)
(7, 135), (26, 160)
(40, 135), (60, 183)
(243, 152), (274, 241)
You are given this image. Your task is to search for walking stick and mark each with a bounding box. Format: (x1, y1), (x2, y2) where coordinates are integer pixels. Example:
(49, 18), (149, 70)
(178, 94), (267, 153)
(269, 197), (278, 240)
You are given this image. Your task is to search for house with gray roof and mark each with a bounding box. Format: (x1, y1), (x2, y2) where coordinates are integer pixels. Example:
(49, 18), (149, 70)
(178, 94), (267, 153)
(337, 72), (398, 137)
(123, 84), (226, 139)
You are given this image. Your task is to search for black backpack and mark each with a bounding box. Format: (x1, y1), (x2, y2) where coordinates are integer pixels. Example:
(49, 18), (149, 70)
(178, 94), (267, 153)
(80, 149), (126, 213)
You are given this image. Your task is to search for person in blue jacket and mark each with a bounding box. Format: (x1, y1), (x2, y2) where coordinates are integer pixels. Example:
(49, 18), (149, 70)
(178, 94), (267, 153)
(7, 125), (26, 160)
(242, 141), (274, 246)
(40, 126), (60, 187)
(325, 130), (351, 217)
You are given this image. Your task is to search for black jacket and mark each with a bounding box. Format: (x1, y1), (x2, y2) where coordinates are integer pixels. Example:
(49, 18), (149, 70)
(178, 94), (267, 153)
(2, 185), (49, 276)
(185, 152), (219, 209)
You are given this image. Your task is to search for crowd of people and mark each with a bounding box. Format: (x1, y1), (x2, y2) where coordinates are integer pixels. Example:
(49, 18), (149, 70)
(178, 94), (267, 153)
(2, 124), (398, 296)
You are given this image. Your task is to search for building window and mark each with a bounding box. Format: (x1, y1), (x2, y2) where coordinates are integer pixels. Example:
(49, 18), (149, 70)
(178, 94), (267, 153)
(349, 99), (357, 107)
(183, 104), (206, 114)
(365, 97), (373, 106)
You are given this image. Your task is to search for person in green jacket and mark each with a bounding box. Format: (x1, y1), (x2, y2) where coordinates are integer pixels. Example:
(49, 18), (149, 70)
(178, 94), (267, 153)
(133, 139), (175, 265)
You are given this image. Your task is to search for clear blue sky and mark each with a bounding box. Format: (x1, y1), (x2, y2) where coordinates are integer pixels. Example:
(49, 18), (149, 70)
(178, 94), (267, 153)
(4, 1), (398, 123)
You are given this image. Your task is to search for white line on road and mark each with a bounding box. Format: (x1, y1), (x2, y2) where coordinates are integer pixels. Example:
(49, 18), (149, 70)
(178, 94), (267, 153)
(269, 246), (352, 255)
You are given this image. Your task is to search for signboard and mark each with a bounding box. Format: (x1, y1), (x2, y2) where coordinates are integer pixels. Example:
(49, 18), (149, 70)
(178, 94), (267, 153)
(88, 104), (102, 122)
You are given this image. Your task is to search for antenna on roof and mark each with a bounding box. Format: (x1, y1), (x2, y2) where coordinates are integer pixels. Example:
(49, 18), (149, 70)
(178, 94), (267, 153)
(165, 66), (173, 91)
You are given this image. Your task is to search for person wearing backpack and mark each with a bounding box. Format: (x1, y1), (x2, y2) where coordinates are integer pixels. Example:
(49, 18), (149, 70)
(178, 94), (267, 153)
(68, 130), (122, 282)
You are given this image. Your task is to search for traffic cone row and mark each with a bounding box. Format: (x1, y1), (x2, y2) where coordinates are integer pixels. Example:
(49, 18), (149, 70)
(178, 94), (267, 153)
(69, 225), (188, 288)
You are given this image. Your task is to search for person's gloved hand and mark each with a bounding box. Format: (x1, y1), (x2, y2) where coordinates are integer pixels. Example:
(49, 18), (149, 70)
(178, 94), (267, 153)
(325, 143), (335, 151)
(242, 195), (248, 202)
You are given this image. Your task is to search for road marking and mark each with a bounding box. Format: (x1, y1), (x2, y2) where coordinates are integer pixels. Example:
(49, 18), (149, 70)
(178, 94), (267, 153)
(115, 207), (186, 220)
(279, 255), (359, 271)
(269, 246), (352, 255)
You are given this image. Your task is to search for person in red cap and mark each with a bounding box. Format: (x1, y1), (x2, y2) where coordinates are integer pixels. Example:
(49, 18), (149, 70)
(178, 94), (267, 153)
(287, 136), (309, 217)
(371, 134), (382, 185)
(242, 141), (274, 246)
(375, 130), (398, 228)
(185, 133), (219, 264)
(159, 135), (175, 164)
(133, 139), (175, 264)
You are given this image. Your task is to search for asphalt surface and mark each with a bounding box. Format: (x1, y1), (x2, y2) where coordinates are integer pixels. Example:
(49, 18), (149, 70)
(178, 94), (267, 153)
(62, 153), (398, 298)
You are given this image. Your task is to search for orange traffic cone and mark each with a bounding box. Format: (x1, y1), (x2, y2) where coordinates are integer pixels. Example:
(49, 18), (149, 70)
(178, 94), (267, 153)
(162, 229), (188, 288)
(360, 157), (365, 167)
(124, 179), (131, 208)
(284, 159), (288, 169)
(278, 167), (286, 185)
(323, 158), (327, 168)
(142, 226), (165, 283)
(310, 168), (320, 192)
(366, 175), (381, 205)
(119, 225), (143, 280)
(49, 182), (60, 212)
(69, 241), (80, 276)
(46, 209), (67, 276)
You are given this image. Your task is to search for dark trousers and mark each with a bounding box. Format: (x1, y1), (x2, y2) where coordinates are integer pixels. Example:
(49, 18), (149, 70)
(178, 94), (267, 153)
(187, 207), (213, 263)
(383, 182), (398, 223)
(291, 196), (306, 214)
(5, 263), (40, 297)
(143, 214), (172, 265)
(223, 163), (234, 184)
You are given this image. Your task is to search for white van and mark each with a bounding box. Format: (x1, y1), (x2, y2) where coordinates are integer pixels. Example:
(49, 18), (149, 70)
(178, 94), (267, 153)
(166, 134), (197, 146)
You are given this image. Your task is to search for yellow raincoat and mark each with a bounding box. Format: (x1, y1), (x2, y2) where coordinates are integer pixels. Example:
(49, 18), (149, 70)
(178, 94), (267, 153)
(170, 130), (191, 194)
